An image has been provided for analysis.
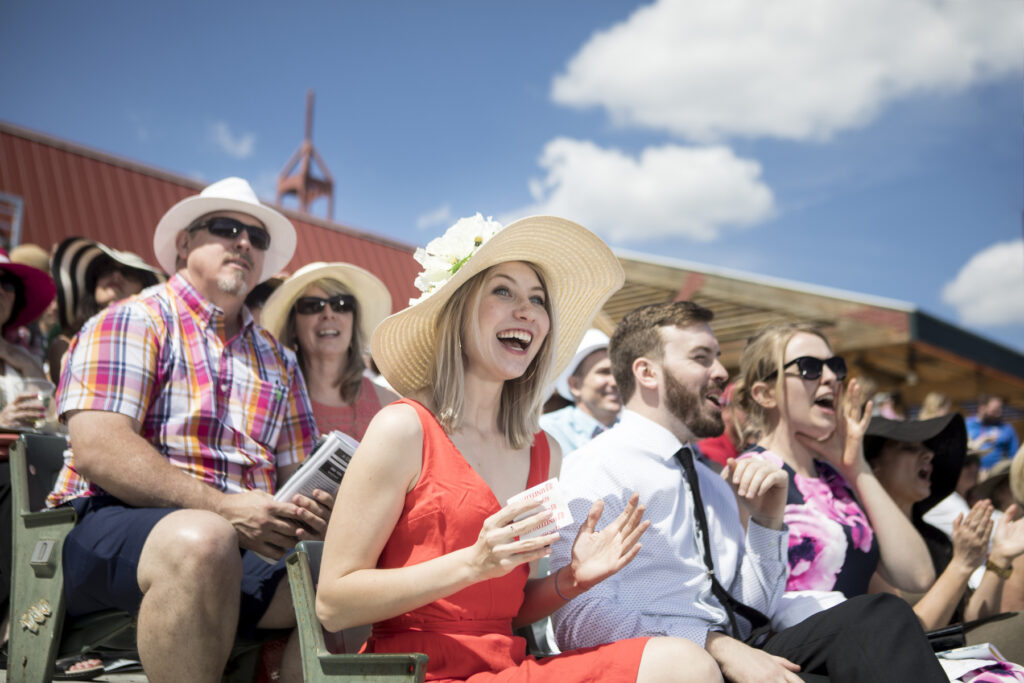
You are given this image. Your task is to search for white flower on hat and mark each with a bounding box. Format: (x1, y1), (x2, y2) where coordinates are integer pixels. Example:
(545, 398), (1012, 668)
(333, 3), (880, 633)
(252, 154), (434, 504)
(410, 213), (503, 304)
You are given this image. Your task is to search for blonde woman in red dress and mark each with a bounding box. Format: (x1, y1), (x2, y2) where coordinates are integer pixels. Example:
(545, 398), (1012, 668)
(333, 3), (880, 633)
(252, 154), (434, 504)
(316, 215), (722, 682)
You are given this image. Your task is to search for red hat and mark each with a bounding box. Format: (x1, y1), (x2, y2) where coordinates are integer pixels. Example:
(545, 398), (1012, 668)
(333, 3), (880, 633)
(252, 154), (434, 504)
(0, 247), (56, 330)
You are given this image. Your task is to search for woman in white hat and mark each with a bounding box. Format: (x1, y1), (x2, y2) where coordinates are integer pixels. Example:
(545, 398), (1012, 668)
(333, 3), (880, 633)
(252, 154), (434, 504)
(315, 214), (720, 682)
(261, 262), (395, 440)
(47, 237), (164, 384)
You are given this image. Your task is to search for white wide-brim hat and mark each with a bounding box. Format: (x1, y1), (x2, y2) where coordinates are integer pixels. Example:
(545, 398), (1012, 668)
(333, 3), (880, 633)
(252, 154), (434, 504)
(553, 328), (611, 402)
(153, 177), (296, 282)
(51, 236), (166, 330)
(261, 262), (392, 347)
(371, 215), (624, 399)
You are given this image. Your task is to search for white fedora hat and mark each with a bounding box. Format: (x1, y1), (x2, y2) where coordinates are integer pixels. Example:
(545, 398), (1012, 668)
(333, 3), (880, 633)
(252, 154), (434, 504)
(261, 261), (392, 348)
(153, 177), (296, 282)
(553, 328), (611, 402)
(371, 214), (623, 399)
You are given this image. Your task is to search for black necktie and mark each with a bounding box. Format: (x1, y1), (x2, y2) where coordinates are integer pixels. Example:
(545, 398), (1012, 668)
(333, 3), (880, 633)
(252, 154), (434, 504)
(674, 446), (771, 642)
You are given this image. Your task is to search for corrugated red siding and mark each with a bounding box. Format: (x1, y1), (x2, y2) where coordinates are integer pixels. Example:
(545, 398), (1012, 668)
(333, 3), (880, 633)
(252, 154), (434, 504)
(0, 121), (420, 311)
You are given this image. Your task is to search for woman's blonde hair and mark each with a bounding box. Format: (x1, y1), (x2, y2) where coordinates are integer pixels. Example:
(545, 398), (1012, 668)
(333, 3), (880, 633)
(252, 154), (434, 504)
(283, 277), (366, 404)
(735, 322), (832, 436)
(429, 263), (555, 449)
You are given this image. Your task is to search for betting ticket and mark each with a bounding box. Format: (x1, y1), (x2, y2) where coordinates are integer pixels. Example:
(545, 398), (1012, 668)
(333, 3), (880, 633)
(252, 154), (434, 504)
(506, 477), (574, 540)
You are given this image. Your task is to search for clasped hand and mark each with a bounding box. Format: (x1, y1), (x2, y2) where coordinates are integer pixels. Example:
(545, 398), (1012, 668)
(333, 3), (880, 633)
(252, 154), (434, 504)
(722, 457), (788, 530)
(217, 488), (335, 560)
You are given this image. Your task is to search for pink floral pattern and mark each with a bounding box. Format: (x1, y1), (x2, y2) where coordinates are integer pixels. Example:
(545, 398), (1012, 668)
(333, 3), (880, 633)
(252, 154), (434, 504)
(794, 465), (873, 553)
(784, 504), (847, 590)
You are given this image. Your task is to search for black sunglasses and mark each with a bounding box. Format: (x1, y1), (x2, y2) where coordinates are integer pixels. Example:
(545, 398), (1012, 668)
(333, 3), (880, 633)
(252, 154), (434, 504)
(294, 294), (356, 315)
(766, 356), (847, 382)
(189, 217), (271, 251)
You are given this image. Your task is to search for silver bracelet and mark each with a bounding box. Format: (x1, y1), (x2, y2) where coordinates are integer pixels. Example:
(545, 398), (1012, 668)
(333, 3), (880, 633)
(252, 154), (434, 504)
(554, 566), (571, 601)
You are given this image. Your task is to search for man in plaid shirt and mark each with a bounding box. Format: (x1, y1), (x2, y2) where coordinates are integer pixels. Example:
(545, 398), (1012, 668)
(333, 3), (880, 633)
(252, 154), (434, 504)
(50, 178), (326, 682)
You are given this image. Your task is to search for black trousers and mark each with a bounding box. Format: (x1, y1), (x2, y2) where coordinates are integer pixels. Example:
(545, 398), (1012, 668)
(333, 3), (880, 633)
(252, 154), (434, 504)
(760, 593), (946, 683)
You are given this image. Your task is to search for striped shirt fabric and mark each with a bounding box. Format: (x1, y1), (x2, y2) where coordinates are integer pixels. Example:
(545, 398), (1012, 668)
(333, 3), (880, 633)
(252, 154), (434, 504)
(47, 274), (318, 507)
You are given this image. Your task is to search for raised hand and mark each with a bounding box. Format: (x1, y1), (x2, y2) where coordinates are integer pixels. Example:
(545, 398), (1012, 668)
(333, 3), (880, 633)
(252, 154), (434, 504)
(561, 493), (650, 596)
(990, 504), (1024, 566)
(722, 457), (789, 530)
(950, 500), (994, 572)
(796, 378), (873, 474)
(465, 500), (558, 582)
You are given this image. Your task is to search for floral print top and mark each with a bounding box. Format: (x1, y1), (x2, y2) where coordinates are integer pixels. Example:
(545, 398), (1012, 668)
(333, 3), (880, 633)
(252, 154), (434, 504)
(740, 447), (880, 598)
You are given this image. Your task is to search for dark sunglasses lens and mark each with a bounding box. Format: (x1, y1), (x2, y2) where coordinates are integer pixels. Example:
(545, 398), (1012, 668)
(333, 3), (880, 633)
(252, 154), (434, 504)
(329, 295), (355, 313)
(295, 297), (326, 315)
(827, 357), (847, 380)
(206, 219), (271, 250)
(795, 357), (825, 380)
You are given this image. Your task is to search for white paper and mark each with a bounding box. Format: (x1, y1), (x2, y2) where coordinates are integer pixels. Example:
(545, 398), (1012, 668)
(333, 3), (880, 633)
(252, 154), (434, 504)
(506, 478), (573, 540)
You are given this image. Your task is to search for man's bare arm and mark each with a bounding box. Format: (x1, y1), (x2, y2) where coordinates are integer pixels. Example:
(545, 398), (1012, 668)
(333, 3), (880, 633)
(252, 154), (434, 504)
(67, 409), (316, 558)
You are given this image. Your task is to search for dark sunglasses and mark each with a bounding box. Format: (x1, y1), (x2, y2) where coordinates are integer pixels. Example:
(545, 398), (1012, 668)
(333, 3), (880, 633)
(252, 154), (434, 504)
(766, 356), (847, 382)
(189, 217), (271, 251)
(294, 294), (356, 315)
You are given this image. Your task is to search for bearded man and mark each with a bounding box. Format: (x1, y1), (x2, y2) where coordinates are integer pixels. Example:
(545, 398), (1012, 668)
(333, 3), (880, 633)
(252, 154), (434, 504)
(550, 301), (946, 683)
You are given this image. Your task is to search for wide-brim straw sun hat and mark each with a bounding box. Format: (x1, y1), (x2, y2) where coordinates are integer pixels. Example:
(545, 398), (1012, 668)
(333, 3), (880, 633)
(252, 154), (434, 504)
(864, 413), (967, 515)
(261, 262), (393, 347)
(51, 237), (166, 330)
(153, 177), (296, 282)
(371, 214), (624, 399)
(553, 328), (611, 401)
(0, 248), (55, 330)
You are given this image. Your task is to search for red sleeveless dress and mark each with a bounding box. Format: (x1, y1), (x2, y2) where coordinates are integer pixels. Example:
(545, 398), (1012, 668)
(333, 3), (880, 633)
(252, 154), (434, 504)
(364, 399), (648, 682)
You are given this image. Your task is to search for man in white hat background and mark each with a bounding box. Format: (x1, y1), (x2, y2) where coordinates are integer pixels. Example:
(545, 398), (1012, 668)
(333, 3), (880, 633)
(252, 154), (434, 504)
(539, 328), (622, 458)
(47, 178), (326, 681)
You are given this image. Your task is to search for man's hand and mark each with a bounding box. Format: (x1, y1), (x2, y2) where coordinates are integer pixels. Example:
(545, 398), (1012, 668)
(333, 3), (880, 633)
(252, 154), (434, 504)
(721, 457), (789, 530)
(705, 632), (802, 683)
(215, 490), (311, 559)
(288, 488), (335, 541)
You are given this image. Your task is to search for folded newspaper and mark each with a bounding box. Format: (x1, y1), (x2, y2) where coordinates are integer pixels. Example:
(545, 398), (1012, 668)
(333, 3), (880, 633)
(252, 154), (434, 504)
(275, 430), (360, 503)
(255, 430), (359, 564)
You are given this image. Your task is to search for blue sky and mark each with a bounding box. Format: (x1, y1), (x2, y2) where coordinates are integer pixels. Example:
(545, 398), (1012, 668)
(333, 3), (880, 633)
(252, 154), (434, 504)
(2, 0), (1022, 351)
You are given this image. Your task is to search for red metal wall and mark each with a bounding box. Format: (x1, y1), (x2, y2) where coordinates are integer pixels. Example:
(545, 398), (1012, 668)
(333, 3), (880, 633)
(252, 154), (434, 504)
(0, 121), (420, 312)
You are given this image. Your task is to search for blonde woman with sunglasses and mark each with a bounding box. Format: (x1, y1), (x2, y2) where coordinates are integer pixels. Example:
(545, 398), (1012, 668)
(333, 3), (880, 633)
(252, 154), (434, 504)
(262, 262), (397, 440)
(734, 323), (935, 627)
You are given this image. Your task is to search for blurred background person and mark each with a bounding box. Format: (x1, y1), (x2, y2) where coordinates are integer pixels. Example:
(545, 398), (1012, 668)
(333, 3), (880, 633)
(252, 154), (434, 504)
(967, 395), (1020, 474)
(262, 262), (394, 440)
(9, 243), (59, 362)
(539, 328), (621, 458)
(243, 273), (285, 326)
(48, 237), (164, 384)
(924, 450), (982, 541)
(918, 391), (952, 420)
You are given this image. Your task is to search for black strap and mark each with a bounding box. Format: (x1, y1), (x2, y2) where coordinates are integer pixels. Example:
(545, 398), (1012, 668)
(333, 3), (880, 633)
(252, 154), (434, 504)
(674, 446), (772, 642)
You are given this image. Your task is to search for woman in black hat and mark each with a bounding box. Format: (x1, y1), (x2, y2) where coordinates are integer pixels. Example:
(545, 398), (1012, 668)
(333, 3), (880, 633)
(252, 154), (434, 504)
(47, 237), (163, 384)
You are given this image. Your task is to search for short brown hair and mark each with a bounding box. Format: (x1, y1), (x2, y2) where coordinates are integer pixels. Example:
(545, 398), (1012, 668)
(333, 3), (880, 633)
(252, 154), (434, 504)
(609, 301), (714, 403)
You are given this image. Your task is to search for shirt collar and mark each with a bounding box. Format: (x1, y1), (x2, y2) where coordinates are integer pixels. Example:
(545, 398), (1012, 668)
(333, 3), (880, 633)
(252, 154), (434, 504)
(169, 273), (255, 336)
(617, 409), (691, 463)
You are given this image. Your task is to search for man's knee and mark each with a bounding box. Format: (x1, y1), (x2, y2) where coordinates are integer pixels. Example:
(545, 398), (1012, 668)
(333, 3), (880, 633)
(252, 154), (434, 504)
(138, 510), (242, 591)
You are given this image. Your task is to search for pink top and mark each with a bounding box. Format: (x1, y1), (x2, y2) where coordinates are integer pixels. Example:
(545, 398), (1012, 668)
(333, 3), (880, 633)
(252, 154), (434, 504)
(309, 375), (382, 441)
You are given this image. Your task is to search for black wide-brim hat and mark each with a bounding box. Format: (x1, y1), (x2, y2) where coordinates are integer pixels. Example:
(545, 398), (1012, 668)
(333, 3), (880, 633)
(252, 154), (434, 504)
(51, 237), (165, 330)
(865, 413), (967, 515)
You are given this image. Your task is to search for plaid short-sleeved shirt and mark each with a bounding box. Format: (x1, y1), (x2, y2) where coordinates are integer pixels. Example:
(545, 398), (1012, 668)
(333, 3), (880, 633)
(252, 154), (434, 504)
(47, 274), (318, 507)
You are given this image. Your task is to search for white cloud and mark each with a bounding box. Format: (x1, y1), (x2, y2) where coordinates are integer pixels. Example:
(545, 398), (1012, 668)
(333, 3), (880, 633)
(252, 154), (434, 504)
(415, 203), (453, 230)
(209, 121), (255, 159)
(508, 137), (774, 243)
(552, 0), (1020, 142)
(942, 239), (1024, 326)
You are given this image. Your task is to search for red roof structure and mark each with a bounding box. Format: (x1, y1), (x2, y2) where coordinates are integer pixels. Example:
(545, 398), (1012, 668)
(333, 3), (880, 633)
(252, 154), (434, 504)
(0, 120), (420, 312)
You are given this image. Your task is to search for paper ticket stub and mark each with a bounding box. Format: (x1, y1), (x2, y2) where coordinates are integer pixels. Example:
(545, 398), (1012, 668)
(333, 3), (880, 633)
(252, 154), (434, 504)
(506, 477), (573, 540)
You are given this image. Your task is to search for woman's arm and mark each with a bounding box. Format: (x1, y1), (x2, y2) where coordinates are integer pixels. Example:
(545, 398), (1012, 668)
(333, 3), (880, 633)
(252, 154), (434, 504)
(800, 380), (934, 591)
(315, 403), (555, 632)
(965, 504), (1024, 620)
(871, 501), (993, 630)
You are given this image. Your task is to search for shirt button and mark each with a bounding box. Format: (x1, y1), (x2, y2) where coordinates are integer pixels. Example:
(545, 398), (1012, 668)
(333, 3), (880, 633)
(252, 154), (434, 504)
(220, 383), (229, 392)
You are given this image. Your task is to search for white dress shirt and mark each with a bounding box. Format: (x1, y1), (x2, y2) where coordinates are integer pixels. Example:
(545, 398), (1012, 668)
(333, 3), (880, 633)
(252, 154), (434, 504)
(551, 409), (789, 649)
